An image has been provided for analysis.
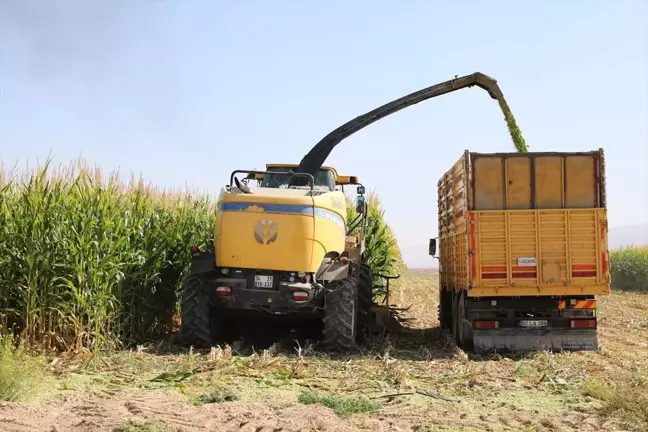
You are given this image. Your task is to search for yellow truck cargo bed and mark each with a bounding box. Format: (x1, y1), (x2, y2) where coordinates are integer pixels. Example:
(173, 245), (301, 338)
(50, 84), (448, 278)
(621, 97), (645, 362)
(438, 150), (610, 298)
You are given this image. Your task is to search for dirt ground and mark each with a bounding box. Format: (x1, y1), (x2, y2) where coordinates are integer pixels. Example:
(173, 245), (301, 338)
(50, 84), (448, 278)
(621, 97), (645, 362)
(1, 271), (647, 432)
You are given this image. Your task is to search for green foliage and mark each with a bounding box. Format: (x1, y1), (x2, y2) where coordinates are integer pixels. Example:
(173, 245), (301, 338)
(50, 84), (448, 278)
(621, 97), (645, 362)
(345, 191), (405, 298)
(498, 97), (528, 153)
(0, 334), (47, 401)
(0, 158), (215, 350)
(610, 246), (648, 292)
(298, 390), (381, 416)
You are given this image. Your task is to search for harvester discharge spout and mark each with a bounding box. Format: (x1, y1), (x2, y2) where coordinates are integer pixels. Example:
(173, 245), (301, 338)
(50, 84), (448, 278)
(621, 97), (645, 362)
(291, 72), (523, 181)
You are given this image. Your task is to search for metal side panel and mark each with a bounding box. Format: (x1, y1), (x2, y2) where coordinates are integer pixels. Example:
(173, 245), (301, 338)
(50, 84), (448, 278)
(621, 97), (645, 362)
(473, 328), (599, 353)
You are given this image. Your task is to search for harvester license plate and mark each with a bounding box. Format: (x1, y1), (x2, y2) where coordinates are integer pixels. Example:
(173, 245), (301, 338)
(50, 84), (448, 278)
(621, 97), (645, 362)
(519, 320), (549, 328)
(254, 275), (274, 289)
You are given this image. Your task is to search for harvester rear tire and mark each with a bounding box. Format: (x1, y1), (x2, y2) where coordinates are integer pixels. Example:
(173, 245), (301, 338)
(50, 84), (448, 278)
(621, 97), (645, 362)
(357, 263), (374, 339)
(180, 274), (218, 349)
(322, 276), (358, 352)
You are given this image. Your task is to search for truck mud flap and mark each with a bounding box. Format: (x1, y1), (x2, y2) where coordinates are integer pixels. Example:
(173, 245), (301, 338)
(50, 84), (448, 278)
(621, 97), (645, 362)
(472, 328), (599, 354)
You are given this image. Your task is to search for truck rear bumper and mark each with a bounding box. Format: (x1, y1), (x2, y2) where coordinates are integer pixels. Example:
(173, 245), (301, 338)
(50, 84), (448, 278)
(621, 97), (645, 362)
(472, 328), (599, 353)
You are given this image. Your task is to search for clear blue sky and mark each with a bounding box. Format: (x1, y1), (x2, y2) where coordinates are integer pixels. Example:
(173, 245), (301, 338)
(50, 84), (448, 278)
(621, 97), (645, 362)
(1, 0), (647, 267)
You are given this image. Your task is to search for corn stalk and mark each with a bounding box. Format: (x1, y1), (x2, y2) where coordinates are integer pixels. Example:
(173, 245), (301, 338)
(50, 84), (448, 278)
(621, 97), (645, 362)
(0, 157), (215, 351)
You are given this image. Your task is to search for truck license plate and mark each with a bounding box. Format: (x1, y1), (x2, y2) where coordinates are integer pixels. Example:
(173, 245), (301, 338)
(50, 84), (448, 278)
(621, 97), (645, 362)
(254, 275), (274, 289)
(519, 320), (549, 328)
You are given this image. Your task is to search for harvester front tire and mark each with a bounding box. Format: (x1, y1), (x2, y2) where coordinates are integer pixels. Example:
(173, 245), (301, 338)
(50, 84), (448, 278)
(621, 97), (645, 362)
(357, 264), (375, 339)
(180, 274), (217, 349)
(323, 277), (358, 352)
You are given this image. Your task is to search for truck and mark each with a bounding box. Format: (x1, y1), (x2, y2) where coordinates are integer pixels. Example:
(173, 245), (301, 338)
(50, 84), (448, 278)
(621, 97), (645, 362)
(431, 149), (610, 353)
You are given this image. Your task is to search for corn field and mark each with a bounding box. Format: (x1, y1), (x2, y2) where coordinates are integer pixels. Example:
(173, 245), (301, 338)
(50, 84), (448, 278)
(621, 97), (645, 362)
(610, 246), (648, 292)
(0, 158), (215, 351)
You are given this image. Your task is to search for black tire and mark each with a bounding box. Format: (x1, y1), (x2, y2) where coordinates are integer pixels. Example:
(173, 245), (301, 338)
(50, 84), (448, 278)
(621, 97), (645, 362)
(451, 294), (460, 345)
(322, 276), (358, 352)
(458, 292), (474, 351)
(440, 289), (453, 330)
(180, 274), (218, 348)
(357, 263), (375, 339)
(438, 290), (447, 330)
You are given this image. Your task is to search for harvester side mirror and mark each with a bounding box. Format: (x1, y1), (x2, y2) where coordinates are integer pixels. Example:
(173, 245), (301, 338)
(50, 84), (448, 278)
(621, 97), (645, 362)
(429, 238), (437, 256)
(357, 185), (365, 195)
(356, 196), (365, 215)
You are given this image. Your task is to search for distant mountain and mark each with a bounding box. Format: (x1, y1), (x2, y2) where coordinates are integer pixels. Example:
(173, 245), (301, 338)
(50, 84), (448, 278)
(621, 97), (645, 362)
(400, 223), (648, 268)
(608, 223), (648, 249)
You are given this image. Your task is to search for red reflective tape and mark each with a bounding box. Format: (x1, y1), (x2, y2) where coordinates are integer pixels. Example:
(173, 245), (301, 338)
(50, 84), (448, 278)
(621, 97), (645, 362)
(512, 272), (537, 279)
(572, 271), (597, 278)
(482, 266), (507, 272)
(572, 264), (596, 270)
(482, 273), (507, 280)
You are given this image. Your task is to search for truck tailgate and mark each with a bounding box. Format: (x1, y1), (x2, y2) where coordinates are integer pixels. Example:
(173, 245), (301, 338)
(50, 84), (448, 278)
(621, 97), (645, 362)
(468, 208), (610, 297)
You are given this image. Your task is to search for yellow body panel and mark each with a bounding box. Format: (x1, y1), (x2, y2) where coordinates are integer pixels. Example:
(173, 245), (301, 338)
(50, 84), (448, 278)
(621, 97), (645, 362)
(438, 150), (610, 298)
(215, 187), (347, 273)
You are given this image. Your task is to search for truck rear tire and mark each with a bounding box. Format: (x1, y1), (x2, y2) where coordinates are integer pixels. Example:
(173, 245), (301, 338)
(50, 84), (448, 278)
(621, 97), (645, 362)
(458, 293), (474, 351)
(439, 289), (452, 330)
(180, 274), (220, 348)
(452, 294), (460, 345)
(323, 276), (358, 351)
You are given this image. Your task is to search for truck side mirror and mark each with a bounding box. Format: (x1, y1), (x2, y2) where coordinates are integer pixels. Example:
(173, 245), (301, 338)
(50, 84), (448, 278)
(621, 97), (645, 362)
(356, 196), (365, 215)
(429, 238), (437, 256)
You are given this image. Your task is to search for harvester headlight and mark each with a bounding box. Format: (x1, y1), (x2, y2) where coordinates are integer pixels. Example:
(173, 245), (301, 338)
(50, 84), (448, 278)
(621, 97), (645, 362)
(297, 272), (306, 278)
(289, 276), (296, 282)
(221, 268), (229, 275)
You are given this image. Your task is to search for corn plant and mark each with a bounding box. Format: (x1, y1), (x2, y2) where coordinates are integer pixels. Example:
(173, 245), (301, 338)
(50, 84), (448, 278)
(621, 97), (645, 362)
(610, 246), (648, 292)
(346, 192), (405, 300)
(0, 158), (216, 351)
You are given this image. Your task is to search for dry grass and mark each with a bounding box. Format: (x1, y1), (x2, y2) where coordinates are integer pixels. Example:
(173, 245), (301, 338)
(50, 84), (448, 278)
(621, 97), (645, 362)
(1, 271), (647, 432)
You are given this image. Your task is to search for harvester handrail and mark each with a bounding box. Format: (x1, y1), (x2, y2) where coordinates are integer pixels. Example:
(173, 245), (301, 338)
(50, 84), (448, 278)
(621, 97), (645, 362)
(293, 72), (505, 178)
(229, 169), (315, 192)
